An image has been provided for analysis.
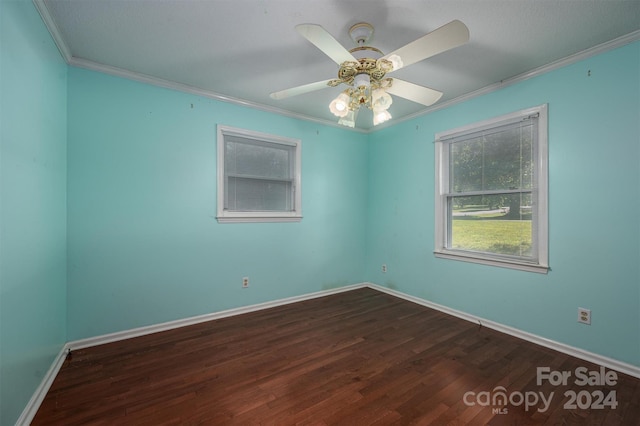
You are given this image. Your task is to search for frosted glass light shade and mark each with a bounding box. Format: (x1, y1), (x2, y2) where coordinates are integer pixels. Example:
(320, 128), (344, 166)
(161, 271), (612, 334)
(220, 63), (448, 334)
(338, 109), (356, 127)
(329, 92), (350, 117)
(373, 109), (391, 126)
(387, 54), (403, 71)
(372, 89), (392, 111)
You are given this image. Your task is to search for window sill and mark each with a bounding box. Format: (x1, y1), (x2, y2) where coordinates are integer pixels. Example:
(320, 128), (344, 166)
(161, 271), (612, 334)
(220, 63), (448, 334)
(217, 215), (302, 224)
(434, 250), (549, 274)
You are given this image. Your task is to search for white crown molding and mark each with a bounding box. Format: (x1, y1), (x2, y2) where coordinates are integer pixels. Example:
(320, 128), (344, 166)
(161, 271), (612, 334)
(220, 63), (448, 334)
(388, 29), (640, 129)
(31, 0), (365, 133)
(32, 0), (71, 62)
(31, 0), (639, 134)
(67, 57), (363, 132)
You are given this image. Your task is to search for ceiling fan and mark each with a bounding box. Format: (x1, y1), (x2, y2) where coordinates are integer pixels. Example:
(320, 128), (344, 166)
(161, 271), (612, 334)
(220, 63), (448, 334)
(270, 20), (470, 128)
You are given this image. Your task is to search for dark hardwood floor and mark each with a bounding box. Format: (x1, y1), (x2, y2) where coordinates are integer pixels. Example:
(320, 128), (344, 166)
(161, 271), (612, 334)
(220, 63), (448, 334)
(33, 288), (640, 425)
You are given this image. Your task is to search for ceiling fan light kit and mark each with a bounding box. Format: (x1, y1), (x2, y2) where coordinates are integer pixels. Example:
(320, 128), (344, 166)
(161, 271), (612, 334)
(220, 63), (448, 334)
(270, 20), (470, 129)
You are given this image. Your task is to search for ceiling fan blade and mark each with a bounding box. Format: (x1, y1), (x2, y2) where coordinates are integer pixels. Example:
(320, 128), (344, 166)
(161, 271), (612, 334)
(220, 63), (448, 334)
(386, 79), (443, 106)
(382, 20), (469, 71)
(270, 79), (333, 100)
(296, 24), (357, 65)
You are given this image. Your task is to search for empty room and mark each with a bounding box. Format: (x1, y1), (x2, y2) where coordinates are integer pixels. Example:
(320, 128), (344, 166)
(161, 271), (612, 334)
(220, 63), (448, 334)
(1, 0), (639, 424)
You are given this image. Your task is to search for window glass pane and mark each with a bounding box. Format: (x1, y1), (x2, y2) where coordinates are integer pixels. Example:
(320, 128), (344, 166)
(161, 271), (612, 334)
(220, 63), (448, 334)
(449, 193), (533, 258)
(435, 106), (547, 271)
(450, 137), (483, 192)
(217, 126), (301, 222)
(450, 122), (534, 193)
(225, 139), (291, 179)
(227, 177), (292, 211)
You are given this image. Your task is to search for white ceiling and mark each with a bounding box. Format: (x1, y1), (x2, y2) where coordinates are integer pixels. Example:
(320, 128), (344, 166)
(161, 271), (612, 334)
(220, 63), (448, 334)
(38, 0), (640, 130)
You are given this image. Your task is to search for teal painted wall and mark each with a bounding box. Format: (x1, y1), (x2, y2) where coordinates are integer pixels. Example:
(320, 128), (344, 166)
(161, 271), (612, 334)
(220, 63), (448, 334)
(366, 41), (640, 366)
(66, 68), (369, 340)
(0, 1), (68, 424)
(1, 4), (639, 420)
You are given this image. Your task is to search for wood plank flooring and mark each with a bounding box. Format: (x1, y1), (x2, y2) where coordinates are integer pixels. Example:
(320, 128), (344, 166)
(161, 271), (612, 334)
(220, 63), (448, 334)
(33, 288), (640, 425)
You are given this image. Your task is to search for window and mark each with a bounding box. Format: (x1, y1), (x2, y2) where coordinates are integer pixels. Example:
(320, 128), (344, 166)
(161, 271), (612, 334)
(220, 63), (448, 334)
(217, 125), (301, 223)
(434, 105), (548, 273)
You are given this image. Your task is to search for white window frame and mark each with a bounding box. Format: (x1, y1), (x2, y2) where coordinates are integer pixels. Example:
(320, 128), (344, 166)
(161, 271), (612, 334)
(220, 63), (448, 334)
(216, 125), (302, 223)
(434, 104), (548, 273)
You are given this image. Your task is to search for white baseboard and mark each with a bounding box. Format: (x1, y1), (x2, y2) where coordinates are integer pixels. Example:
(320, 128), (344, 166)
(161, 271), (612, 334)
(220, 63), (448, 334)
(365, 282), (640, 380)
(68, 283), (368, 350)
(19, 281), (640, 424)
(15, 344), (70, 425)
(17, 283), (367, 424)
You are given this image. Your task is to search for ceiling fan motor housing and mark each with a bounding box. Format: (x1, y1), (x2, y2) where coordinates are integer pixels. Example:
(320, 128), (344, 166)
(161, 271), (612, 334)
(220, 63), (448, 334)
(327, 23), (394, 90)
(332, 56), (393, 89)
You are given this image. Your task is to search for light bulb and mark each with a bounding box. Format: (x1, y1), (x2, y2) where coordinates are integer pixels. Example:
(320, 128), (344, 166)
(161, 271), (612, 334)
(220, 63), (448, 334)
(329, 92), (350, 117)
(373, 109), (392, 126)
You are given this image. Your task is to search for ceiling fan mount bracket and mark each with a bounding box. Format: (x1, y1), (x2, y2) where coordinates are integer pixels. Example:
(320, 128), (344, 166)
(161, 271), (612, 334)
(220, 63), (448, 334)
(349, 22), (374, 45)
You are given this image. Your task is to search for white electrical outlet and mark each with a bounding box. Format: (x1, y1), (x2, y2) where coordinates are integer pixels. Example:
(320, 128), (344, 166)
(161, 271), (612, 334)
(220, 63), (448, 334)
(578, 307), (591, 325)
(242, 277), (249, 288)
(382, 264), (387, 273)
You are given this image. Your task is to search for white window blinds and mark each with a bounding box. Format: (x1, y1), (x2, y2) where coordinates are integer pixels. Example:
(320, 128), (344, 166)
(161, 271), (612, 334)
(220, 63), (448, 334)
(217, 125), (302, 223)
(224, 136), (296, 212)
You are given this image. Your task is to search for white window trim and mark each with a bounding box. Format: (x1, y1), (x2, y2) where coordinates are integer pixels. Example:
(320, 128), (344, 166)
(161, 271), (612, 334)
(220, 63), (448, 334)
(216, 125), (302, 223)
(434, 104), (548, 273)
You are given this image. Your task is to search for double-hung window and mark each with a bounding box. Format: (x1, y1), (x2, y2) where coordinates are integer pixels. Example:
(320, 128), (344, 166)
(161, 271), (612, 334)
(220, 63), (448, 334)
(217, 125), (301, 223)
(434, 105), (548, 273)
